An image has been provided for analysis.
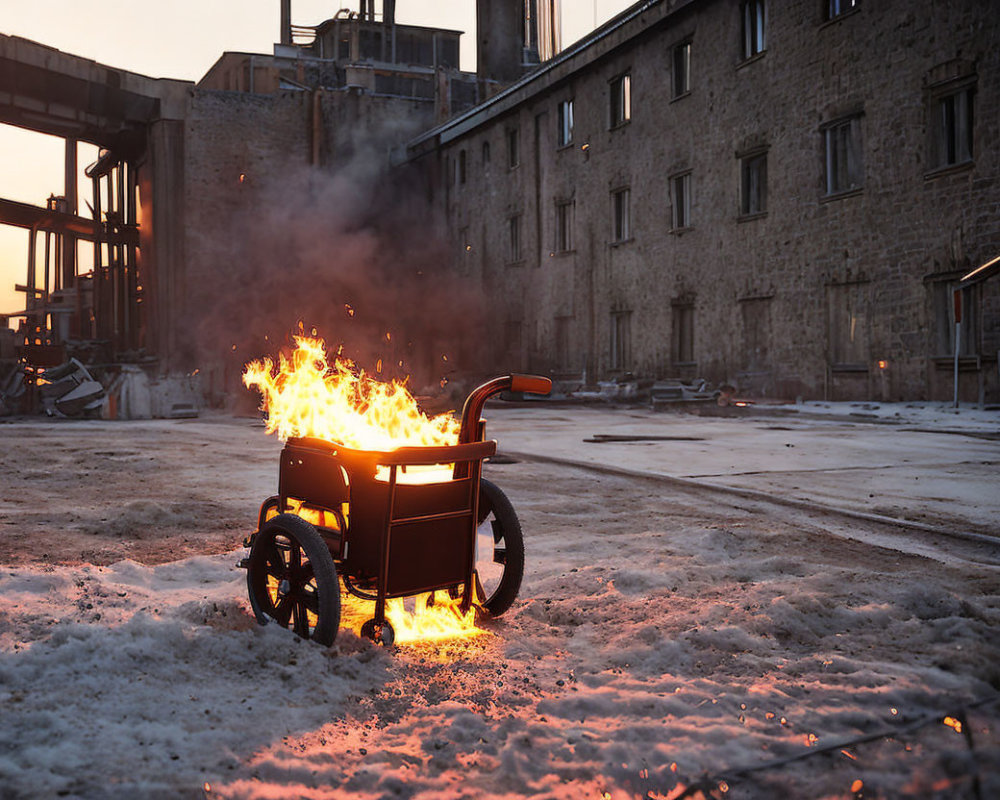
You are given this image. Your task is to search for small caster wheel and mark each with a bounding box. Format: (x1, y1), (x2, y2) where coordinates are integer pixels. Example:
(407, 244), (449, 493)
(361, 618), (395, 646)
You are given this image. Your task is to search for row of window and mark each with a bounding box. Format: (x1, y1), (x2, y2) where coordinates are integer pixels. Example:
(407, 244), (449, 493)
(483, 82), (974, 261)
(452, 0), (862, 183)
(520, 276), (975, 374)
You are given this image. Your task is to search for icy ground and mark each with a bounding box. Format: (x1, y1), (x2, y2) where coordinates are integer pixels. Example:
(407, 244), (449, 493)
(0, 415), (998, 799)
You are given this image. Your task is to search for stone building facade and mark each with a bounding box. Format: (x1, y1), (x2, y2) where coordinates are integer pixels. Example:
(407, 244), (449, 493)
(411, 0), (1000, 403)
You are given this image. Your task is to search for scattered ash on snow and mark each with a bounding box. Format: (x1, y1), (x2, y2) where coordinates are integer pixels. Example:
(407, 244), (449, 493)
(0, 422), (998, 798)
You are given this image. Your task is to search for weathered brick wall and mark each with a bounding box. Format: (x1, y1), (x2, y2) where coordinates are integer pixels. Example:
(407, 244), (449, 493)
(435, 0), (1000, 402)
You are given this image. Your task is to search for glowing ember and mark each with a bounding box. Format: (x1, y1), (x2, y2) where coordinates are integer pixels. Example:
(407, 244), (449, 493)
(242, 335), (459, 453)
(943, 715), (963, 733)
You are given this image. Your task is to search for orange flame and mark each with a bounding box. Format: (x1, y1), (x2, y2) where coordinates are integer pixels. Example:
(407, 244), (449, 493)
(242, 335), (459, 452)
(244, 335), (483, 643)
(385, 592), (483, 644)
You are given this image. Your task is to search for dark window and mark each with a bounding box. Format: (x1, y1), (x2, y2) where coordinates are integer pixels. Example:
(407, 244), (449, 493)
(507, 128), (520, 168)
(482, 140), (490, 164)
(609, 73), (631, 127)
(824, 116), (863, 195)
(610, 310), (632, 371)
(672, 41), (691, 97)
(557, 99), (574, 147)
(507, 215), (522, 263)
(670, 172), (692, 229)
(740, 151), (767, 216)
(741, 0), (767, 59)
(740, 297), (772, 370)
(824, 0), (857, 21)
(611, 188), (631, 242)
(555, 200), (575, 252)
(930, 86), (974, 169)
(827, 282), (869, 368)
(672, 300), (695, 364)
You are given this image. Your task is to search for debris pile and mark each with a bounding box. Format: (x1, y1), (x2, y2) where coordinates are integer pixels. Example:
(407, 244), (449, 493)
(37, 358), (105, 417)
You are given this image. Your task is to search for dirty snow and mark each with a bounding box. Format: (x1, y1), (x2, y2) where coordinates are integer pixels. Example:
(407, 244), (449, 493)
(1, 415), (999, 799)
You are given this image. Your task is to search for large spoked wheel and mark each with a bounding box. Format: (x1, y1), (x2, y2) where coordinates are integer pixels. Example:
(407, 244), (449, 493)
(247, 513), (341, 646)
(475, 478), (525, 617)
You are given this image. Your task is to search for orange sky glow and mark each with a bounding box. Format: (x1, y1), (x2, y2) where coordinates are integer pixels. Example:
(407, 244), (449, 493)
(0, 0), (629, 317)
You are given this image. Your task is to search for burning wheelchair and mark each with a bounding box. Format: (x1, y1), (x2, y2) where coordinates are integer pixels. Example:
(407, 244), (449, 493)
(240, 374), (551, 646)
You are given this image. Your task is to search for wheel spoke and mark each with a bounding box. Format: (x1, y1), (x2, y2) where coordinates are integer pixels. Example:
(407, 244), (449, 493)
(293, 599), (310, 637)
(295, 560), (315, 584)
(272, 594), (293, 626)
(491, 518), (504, 543)
(289, 542), (302, 570)
(266, 542), (287, 577)
(493, 547), (507, 566)
(302, 587), (320, 613)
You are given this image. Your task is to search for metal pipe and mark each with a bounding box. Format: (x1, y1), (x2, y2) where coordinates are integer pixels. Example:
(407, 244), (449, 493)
(953, 288), (961, 408)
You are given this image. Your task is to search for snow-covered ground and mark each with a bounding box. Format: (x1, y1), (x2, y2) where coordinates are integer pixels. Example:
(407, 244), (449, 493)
(1, 414), (998, 799)
(487, 402), (1000, 536)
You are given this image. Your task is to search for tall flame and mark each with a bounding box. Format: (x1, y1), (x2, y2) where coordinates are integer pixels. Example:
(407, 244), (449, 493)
(245, 335), (483, 644)
(242, 335), (459, 450)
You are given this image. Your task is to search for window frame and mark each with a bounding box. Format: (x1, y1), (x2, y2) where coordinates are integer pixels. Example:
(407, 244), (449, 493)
(672, 40), (692, 99)
(740, 0), (767, 61)
(610, 309), (632, 372)
(738, 148), (768, 218)
(826, 280), (871, 371)
(555, 198), (575, 253)
(823, 0), (858, 22)
(610, 186), (631, 243)
(506, 213), (523, 264)
(670, 170), (693, 230)
(821, 114), (864, 197)
(557, 99), (575, 148)
(927, 80), (975, 174)
(609, 72), (632, 129)
(671, 297), (695, 366)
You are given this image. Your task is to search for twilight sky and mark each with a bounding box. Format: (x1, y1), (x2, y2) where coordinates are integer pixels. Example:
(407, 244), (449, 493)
(0, 0), (631, 316)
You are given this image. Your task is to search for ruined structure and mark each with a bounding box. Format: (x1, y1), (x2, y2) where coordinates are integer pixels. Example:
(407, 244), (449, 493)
(0, 1), (488, 406)
(2, 0), (998, 408)
(412, 0), (1000, 404)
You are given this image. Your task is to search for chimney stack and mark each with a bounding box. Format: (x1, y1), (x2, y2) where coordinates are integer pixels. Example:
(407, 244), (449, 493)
(477, 0), (524, 94)
(280, 0), (292, 45)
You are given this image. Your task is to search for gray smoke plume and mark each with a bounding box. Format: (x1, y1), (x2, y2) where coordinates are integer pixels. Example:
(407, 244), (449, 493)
(184, 106), (488, 411)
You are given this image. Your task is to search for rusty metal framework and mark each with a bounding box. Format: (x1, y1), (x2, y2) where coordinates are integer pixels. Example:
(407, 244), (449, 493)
(2, 145), (142, 369)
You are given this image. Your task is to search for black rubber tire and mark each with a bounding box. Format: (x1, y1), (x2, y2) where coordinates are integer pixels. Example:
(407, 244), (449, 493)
(360, 618), (395, 646)
(247, 513), (341, 646)
(476, 478), (525, 617)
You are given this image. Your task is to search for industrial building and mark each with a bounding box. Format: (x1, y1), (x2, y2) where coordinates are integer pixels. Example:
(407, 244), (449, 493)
(412, 0), (1000, 404)
(1, 0), (998, 411)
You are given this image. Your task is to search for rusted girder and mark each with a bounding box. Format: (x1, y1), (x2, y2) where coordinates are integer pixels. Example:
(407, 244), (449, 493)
(0, 196), (138, 246)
